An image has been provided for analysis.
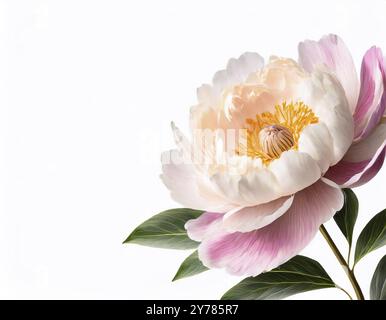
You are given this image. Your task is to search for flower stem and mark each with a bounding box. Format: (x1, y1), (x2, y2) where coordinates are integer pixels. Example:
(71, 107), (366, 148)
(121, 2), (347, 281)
(319, 224), (364, 300)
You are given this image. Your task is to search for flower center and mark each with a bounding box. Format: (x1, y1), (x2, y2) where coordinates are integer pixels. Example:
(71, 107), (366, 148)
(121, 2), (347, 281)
(238, 101), (318, 164)
(258, 125), (294, 158)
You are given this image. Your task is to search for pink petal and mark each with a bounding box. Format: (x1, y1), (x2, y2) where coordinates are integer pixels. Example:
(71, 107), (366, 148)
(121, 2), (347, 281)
(298, 34), (359, 113)
(350, 147), (385, 187)
(323, 158), (371, 186)
(185, 212), (223, 242)
(333, 146), (385, 188)
(222, 196), (294, 233)
(324, 124), (386, 187)
(196, 180), (343, 276)
(354, 47), (386, 140)
(345, 123), (386, 162)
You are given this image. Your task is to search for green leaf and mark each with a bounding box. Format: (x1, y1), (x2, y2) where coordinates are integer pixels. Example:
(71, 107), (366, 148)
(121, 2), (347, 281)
(370, 255), (386, 300)
(123, 208), (203, 249)
(333, 188), (358, 247)
(354, 209), (386, 265)
(172, 250), (209, 281)
(221, 255), (335, 300)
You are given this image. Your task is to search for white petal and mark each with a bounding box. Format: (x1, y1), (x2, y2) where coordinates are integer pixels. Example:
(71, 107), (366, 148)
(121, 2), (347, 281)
(298, 123), (334, 173)
(209, 150), (321, 207)
(171, 122), (191, 157)
(162, 124), (237, 212)
(268, 150), (322, 196)
(304, 70), (354, 165)
(197, 84), (215, 105)
(223, 196), (294, 232)
(199, 52), (264, 106)
(161, 150), (208, 210)
(299, 34), (359, 113)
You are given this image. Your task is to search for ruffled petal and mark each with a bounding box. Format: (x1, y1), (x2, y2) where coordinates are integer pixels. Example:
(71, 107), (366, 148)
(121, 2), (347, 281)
(298, 34), (359, 113)
(197, 52), (264, 106)
(194, 180), (343, 276)
(192, 53), (264, 131)
(222, 196), (294, 233)
(161, 124), (236, 212)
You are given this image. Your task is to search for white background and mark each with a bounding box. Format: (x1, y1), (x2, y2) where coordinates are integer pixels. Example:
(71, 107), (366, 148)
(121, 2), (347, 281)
(0, 0), (385, 299)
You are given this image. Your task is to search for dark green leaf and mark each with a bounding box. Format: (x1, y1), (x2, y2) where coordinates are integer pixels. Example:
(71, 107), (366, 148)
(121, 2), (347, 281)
(354, 209), (386, 264)
(334, 188), (358, 246)
(370, 255), (386, 300)
(123, 208), (203, 249)
(172, 250), (208, 281)
(221, 255), (335, 300)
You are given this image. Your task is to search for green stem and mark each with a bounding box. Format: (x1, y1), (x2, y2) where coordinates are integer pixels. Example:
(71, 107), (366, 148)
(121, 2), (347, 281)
(319, 225), (364, 300)
(336, 285), (353, 300)
(347, 247), (352, 268)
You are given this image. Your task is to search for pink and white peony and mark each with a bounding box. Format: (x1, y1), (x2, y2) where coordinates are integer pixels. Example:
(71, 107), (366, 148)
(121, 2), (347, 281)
(161, 34), (386, 276)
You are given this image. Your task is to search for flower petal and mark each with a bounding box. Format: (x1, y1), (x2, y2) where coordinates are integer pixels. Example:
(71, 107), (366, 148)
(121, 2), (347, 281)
(298, 123), (334, 173)
(197, 52), (264, 106)
(161, 150), (214, 210)
(196, 180), (343, 276)
(192, 53), (265, 131)
(304, 70), (354, 165)
(350, 147), (385, 187)
(161, 124), (236, 212)
(185, 212), (223, 242)
(298, 34), (359, 113)
(344, 123), (386, 162)
(209, 150), (321, 207)
(354, 47), (386, 140)
(222, 196), (294, 233)
(324, 124), (386, 187)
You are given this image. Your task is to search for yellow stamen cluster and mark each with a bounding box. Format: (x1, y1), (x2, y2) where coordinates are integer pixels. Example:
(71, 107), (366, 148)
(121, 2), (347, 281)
(238, 101), (319, 165)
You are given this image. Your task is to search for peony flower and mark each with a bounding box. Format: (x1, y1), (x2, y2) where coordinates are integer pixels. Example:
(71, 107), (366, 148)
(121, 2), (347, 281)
(161, 34), (386, 276)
